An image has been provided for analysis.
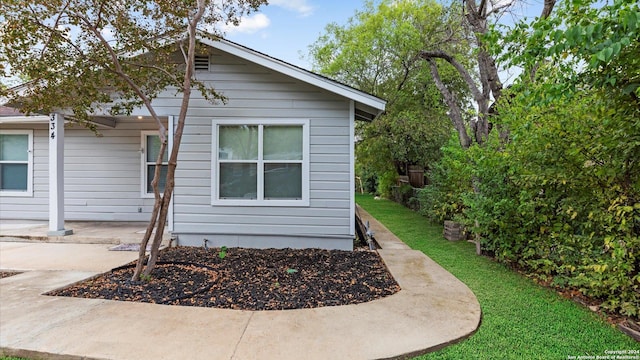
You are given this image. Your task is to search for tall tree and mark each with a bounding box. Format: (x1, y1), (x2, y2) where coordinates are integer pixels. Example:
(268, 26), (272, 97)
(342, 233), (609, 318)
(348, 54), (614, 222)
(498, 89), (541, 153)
(0, 0), (266, 280)
(308, 0), (470, 192)
(420, 0), (556, 148)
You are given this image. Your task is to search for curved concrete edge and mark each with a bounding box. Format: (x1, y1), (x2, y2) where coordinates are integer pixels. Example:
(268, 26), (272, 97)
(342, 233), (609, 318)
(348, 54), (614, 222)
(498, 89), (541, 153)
(228, 248), (481, 360)
(0, 347), (109, 360)
(375, 249), (482, 359)
(0, 212), (482, 360)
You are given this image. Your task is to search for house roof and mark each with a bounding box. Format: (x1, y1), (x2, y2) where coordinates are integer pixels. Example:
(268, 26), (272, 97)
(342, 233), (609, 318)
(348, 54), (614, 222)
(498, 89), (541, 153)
(200, 36), (386, 121)
(2, 34), (386, 123)
(0, 105), (24, 116)
(0, 105), (50, 123)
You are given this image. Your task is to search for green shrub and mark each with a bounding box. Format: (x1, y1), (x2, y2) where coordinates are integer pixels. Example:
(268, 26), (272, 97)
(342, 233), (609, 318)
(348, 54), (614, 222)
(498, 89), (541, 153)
(377, 170), (399, 198)
(465, 86), (640, 318)
(417, 135), (473, 223)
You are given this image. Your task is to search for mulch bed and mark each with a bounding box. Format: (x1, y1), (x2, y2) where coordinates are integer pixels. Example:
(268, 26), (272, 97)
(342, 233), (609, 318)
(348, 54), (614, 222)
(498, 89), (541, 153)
(47, 247), (401, 311)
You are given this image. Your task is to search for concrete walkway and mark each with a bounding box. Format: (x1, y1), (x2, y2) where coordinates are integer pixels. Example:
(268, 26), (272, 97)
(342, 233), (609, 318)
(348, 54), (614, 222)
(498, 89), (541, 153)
(0, 209), (481, 360)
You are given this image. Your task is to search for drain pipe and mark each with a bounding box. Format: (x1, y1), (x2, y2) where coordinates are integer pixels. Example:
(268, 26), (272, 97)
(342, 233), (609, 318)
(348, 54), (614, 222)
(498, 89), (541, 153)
(170, 234), (178, 247)
(365, 221), (376, 250)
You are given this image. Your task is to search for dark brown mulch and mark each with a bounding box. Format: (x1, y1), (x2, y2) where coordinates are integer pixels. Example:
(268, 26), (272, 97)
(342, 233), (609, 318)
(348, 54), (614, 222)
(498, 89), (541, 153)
(0, 271), (22, 279)
(47, 247), (401, 311)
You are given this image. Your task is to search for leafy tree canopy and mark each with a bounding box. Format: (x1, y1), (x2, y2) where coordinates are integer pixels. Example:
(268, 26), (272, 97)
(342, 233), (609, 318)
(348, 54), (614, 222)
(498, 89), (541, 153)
(0, 0), (265, 280)
(309, 0), (472, 193)
(499, 0), (640, 101)
(0, 0), (263, 128)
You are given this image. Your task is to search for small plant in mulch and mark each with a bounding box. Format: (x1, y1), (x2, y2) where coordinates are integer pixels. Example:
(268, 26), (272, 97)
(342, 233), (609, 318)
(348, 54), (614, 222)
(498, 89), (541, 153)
(218, 246), (228, 260)
(46, 247), (400, 311)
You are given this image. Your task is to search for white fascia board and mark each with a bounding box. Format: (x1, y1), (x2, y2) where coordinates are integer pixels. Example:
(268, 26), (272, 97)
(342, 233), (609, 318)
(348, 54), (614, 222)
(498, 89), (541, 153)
(201, 37), (386, 112)
(0, 115), (52, 123)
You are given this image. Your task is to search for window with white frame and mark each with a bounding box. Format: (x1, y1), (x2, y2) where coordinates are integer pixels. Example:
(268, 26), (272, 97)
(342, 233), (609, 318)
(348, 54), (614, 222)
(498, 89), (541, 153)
(0, 130), (33, 196)
(142, 132), (168, 196)
(212, 119), (309, 206)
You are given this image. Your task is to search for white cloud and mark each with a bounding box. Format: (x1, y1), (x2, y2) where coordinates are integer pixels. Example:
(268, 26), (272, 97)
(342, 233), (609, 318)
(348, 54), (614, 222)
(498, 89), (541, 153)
(221, 13), (271, 34)
(269, 0), (315, 17)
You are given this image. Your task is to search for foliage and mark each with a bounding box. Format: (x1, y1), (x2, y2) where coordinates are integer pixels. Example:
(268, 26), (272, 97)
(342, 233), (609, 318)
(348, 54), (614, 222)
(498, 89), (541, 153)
(417, 135), (473, 222)
(499, 0), (640, 100)
(357, 194), (638, 359)
(309, 0), (467, 187)
(355, 163), (379, 194)
(458, 0), (640, 318)
(376, 169), (399, 198)
(218, 246), (228, 260)
(464, 84), (640, 317)
(0, 0), (256, 119)
(0, 0), (265, 280)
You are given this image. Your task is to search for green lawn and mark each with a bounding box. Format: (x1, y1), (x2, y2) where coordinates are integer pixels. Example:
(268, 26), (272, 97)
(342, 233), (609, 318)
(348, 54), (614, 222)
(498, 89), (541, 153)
(356, 194), (638, 359)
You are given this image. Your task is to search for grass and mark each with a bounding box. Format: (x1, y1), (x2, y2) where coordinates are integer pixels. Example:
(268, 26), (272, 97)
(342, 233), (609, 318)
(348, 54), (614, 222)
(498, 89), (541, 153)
(356, 194), (638, 359)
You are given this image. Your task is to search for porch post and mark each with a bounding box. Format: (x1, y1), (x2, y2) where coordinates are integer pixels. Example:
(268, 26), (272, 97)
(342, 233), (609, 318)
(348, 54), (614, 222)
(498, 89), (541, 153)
(48, 112), (73, 236)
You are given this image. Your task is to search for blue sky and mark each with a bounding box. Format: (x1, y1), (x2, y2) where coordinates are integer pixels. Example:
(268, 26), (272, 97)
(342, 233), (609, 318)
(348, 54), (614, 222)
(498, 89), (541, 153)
(220, 0), (547, 71)
(221, 0), (365, 70)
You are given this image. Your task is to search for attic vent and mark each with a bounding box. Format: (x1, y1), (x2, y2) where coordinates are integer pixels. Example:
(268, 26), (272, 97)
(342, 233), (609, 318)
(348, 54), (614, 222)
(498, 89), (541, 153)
(194, 55), (210, 71)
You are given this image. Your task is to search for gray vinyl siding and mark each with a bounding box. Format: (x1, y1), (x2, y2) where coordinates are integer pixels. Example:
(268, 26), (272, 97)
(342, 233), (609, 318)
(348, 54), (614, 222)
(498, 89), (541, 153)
(169, 50), (354, 249)
(0, 119), (162, 221)
(1, 48), (356, 250)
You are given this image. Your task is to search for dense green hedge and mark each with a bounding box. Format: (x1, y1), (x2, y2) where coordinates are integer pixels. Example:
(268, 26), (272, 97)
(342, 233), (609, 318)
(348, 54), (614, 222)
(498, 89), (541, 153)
(419, 87), (640, 318)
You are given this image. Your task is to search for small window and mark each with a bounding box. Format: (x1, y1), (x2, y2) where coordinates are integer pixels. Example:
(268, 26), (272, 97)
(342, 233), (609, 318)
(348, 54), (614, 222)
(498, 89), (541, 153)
(142, 132), (168, 196)
(0, 130), (33, 196)
(212, 119), (309, 206)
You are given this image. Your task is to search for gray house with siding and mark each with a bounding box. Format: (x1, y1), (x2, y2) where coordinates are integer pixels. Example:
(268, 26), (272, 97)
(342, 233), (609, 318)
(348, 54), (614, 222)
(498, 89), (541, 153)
(0, 37), (385, 251)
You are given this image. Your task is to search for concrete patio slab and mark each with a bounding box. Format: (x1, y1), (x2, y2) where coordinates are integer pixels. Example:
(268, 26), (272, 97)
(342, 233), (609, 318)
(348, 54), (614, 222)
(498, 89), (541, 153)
(0, 220), (170, 245)
(0, 242), (140, 272)
(0, 210), (481, 360)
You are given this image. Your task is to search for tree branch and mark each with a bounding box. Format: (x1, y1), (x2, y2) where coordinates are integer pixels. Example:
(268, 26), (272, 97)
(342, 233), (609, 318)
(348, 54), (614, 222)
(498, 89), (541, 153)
(425, 58), (472, 148)
(29, 1), (72, 62)
(540, 0), (556, 19)
(485, 0), (515, 18)
(120, 60), (181, 83)
(420, 50), (485, 106)
(71, 13), (167, 140)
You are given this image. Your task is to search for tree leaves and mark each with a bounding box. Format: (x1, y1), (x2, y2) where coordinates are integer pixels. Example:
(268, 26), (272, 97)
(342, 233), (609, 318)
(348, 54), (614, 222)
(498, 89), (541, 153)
(309, 0), (468, 191)
(501, 0), (640, 102)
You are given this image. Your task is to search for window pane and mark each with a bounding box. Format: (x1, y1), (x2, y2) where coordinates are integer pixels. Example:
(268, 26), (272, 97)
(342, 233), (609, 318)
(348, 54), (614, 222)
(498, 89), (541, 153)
(0, 164), (28, 191)
(147, 165), (167, 193)
(220, 163), (257, 199)
(264, 163), (302, 199)
(219, 126), (258, 160)
(264, 126), (302, 160)
(0, 134), (28, 161)
(147, 135), (168, 163)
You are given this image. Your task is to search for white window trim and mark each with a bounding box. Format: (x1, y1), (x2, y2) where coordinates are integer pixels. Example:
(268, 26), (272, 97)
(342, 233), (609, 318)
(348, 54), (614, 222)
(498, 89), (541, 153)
(0, 129), (33, 197)
(141, 131), (170, 198)
(211, 118), (310, 207)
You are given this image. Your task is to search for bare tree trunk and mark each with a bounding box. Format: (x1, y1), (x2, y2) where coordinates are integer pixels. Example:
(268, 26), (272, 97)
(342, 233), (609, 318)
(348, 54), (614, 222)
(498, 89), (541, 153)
(424, 58), (472, 148)
(419, 0), (557, 257)
(131, 136), (166, 280)
(131, 0), (206, 280)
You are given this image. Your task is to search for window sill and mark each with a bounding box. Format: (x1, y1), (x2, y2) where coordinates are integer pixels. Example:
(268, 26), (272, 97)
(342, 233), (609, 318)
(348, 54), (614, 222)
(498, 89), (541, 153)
(211, 199), (310, 207)
(0, 191), (33, 197)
